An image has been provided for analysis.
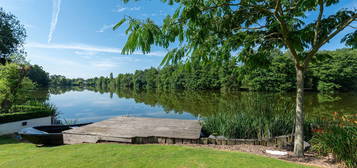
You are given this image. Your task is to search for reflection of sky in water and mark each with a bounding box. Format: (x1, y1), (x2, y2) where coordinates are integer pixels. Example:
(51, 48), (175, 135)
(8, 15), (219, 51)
(49, 90), (198, 123)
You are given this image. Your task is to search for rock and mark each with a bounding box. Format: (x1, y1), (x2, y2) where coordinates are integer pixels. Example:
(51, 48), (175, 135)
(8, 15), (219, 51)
(208, 135), (227, 139)
(265, 150), (288, 156)
(304, 141), (311, 151)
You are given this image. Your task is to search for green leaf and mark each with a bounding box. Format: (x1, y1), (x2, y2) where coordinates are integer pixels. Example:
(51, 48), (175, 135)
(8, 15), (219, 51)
(113, 18), (127, 31)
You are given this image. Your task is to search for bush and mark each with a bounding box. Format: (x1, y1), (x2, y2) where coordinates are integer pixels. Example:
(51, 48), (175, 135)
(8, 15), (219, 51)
(310, 124), (357, 167)
(0, 102), (57, 124)
(0, 63), (35, 112)
(310, 49), (357, 92)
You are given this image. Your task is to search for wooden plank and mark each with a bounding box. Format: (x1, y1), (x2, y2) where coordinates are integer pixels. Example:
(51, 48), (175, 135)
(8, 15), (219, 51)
(64, 117), (202, 143)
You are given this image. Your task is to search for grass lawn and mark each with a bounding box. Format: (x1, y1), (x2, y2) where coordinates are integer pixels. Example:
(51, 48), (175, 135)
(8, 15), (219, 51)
(0, 136), (312, 168)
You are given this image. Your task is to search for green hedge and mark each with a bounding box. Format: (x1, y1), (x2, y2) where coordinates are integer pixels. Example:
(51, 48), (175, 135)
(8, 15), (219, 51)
(0, 111), (52, 124)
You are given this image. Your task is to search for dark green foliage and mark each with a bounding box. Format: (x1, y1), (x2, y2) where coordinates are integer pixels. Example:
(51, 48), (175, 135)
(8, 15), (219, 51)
(144, 68), (159, 89)
(242, 49), (357, 92)
(0, 8), (26, 64)
(0, 111), (51, 124)
(310, 126), (357, 168)
(0, 102), (56, 124)
(133, 70), (147, 90)
(50, 75), (73, 86)
(341, 30), (357, 49)
(242, 54), (296, 91)
(0, 63), (34, 113)
(310, 49), (357, 92)
(27, 65), (50, 87)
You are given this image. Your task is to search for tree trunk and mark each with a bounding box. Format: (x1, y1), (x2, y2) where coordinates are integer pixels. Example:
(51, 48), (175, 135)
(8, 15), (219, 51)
(294, 66), (305, 157)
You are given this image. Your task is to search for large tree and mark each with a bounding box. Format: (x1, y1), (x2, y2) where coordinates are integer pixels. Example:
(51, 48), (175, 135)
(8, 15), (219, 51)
(0, 8), (26, 65)
(28, 64), (50, 87)
(115, 0), (356, 156)
(0, 63), (33, 113)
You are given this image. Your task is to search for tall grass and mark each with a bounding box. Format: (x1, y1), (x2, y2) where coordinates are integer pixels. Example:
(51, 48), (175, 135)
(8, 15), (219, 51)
(310, 112), (357, 168)
(202, 93), (295, 139)
(310, 126), (357, 168)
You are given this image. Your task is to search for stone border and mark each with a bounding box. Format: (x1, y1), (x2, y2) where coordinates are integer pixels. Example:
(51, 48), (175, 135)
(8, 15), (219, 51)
(130, 135), (294, 148)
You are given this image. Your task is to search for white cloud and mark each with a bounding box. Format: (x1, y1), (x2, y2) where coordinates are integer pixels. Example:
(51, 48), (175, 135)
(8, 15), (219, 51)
(74, 51), (98, 56)
(116, 7), (127, 13)
(141, 10), (167, 17)
(147, 51), (167, 57)
(48, 0), (61, 43)
(88, 57), (139, 70)
(79, 55), (93, 59)
(26, 42), (122, 54)
(92, 62), (118, 68)
(115, 6), (141, 13)
(29, 54), (79, 66)
(130, 7), (141, 11)
(25, 42), (166, 57)
(96, 24), (115, 33)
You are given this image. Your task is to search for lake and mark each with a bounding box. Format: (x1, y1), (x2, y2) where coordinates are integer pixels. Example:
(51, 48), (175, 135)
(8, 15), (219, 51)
(40, 87), (357, 123)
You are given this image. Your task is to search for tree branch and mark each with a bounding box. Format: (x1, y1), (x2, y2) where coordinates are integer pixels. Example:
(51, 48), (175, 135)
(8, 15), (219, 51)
(313, 0), (324, 47)
(304, 13), (357, 67)
(273, 0), (300, 66)
(233, 25), (267, 30)
(264, 32), (281, 38)
(202, 3), (239, 11)
(281, 0), (302, 10)
(202, 2), (273, 15)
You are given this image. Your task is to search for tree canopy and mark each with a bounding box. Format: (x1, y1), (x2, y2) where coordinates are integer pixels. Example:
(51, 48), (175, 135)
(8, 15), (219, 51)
(0, 8), (26, 64)
(28, 65), (50, 87)
(115, 0), (356, 68)
(0, 63), (34, 113)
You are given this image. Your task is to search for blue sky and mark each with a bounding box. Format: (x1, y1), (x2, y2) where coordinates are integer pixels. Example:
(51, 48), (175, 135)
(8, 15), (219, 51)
(0, 0), (356, 78)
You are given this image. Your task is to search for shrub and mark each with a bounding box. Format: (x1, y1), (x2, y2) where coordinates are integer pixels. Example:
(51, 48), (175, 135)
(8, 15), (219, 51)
(310, 119), (357, 168)
(0, 102), (57, 124)
(0, 63), (35, 113)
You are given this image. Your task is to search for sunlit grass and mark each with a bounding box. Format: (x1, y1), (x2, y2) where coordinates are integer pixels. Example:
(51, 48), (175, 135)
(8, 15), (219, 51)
(0, 136), (312, 168)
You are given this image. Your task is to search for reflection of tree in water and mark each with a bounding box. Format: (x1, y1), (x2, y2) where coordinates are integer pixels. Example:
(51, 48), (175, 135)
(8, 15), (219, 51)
(48, 86), (86, 95)
(48, 86), (356, 121)
(304, 92), (356, 120)
(29, 88), (50, 102)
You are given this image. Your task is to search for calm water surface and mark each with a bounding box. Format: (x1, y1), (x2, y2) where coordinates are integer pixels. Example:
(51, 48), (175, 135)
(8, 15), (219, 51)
(44, 87), (357, 123)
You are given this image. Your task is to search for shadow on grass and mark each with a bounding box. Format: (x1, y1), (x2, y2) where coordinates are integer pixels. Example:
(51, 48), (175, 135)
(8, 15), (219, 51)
(0, 135), (21, 145)
(0, 134), (64, 148)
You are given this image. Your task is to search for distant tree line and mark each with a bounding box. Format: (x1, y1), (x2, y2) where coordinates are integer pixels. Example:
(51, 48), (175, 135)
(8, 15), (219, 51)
(51, 48), (357, 93)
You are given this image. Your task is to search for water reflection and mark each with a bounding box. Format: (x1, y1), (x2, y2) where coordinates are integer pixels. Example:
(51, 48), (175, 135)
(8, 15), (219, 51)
(41, 87), (357, 124)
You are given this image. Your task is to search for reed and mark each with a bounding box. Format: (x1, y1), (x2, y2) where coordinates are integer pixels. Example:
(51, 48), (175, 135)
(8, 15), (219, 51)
(202, 93), (295, 139)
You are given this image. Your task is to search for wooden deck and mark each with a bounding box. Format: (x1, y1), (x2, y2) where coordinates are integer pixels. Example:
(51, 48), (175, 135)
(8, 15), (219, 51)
(63, 116), (202, 144)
